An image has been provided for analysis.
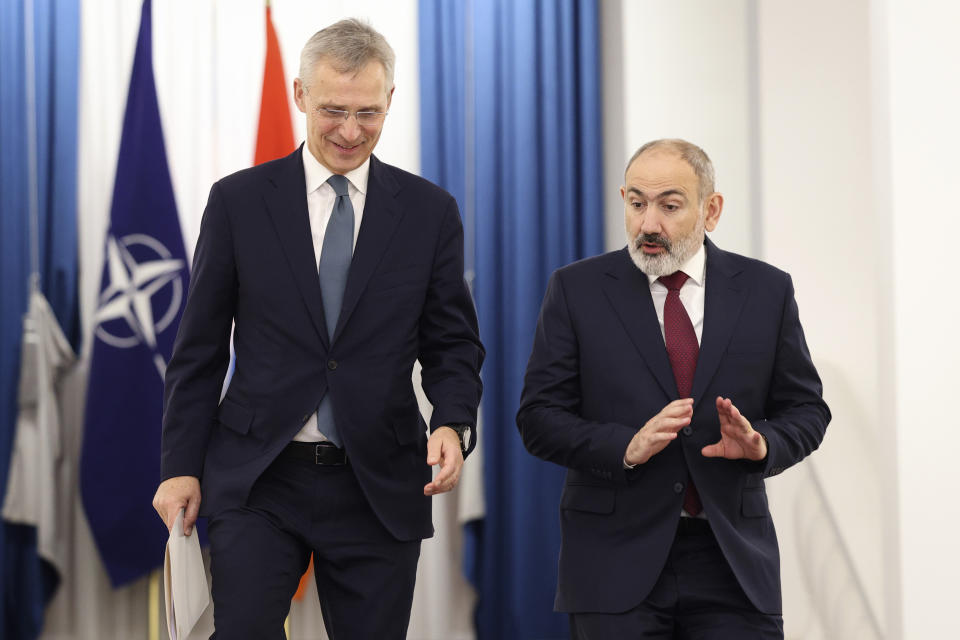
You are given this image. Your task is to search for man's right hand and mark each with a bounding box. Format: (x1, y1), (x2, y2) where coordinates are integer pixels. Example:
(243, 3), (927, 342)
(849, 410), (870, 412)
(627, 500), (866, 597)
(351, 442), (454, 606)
(152, 476), (201, 536)
(623, 398), (694, 466)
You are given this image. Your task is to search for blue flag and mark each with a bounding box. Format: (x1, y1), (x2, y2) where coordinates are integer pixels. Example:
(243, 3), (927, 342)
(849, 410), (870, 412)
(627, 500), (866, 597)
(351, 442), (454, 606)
(80, 0), (191, 587)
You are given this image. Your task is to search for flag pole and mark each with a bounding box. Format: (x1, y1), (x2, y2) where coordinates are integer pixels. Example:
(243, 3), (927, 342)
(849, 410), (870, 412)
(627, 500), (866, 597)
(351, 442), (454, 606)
(145, 0), (163, 634)
(149, 569), (160, 640)
(24, 0), (40, 292)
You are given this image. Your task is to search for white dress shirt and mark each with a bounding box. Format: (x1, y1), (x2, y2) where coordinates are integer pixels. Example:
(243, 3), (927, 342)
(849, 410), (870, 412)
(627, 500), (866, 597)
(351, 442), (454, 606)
(293, 146), (370, 442)
(646, 243), (707, 345)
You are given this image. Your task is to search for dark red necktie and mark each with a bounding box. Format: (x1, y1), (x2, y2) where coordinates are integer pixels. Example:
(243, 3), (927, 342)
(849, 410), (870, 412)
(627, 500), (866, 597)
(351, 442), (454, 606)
(658, 271), (702, 516)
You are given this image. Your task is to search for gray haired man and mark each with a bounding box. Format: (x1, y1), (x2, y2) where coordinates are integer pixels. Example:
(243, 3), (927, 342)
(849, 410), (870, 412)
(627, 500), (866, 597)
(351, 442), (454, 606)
(154, 19), (484, 638)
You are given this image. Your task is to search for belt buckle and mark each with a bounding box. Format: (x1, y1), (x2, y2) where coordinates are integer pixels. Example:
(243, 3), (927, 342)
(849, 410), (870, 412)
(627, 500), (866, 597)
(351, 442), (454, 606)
(312, 442), (346, 465)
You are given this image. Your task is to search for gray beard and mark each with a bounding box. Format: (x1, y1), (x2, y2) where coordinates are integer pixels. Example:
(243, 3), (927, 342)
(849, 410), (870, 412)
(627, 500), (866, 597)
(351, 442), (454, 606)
(626, 214), (706, 276)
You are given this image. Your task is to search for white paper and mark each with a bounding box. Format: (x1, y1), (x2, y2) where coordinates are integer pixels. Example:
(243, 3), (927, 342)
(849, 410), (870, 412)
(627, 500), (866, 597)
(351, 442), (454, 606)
(164, 509), (210, 640)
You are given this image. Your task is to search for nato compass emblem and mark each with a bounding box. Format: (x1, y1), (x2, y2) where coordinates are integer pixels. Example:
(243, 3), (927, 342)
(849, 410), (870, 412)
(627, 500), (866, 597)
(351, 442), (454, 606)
(93, 233), (185, 378)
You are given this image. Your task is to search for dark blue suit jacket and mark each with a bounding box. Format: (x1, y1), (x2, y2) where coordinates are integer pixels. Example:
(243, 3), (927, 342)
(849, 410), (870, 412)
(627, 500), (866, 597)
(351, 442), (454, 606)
(517, 239), (829, 615)
(161, 148), (484, 541)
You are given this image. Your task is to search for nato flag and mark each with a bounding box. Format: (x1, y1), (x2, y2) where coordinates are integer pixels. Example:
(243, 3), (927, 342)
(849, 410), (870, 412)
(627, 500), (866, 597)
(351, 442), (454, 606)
(80, 0), (193, 587)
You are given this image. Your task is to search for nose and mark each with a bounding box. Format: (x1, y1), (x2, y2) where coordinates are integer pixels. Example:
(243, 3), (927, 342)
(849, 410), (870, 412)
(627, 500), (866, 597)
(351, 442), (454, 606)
(339, 114), (362, 141)
(639, 209), (663, 236)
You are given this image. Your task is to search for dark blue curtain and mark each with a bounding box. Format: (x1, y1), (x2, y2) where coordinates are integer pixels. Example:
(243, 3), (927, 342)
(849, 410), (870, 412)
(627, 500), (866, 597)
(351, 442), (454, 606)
(0, 0), (80, 637)
(420, 1), (604, 637)
(419, 0), (467, 229)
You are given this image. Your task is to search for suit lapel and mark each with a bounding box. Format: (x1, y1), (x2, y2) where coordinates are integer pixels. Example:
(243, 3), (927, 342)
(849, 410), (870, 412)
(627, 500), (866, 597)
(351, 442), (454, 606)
(602, 249), (677, 400)
(263, 147), (330, 348)
(332, 155), (403, 342)
(690, 238), (747, 410)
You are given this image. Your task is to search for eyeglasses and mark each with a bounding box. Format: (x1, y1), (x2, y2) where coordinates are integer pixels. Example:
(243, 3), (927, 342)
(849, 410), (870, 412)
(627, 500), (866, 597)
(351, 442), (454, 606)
(315, 107), (389, 126)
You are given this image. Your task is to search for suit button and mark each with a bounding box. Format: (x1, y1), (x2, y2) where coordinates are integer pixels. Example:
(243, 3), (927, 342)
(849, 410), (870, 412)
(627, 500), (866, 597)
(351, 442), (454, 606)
(327, 360), (338, 370)
(301, 414), (310, 423)
(673, 482), (684, 494)
(682, 426), (693, 436)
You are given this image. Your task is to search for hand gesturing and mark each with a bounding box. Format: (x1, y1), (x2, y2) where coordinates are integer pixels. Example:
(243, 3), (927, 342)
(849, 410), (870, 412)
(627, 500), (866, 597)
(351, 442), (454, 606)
(701, 396), (767, 461)
(624, 398), (693, 466)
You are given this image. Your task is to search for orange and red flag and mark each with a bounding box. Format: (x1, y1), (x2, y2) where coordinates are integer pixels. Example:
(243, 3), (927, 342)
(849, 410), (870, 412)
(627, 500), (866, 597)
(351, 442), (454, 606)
(254, 3), (295, 165)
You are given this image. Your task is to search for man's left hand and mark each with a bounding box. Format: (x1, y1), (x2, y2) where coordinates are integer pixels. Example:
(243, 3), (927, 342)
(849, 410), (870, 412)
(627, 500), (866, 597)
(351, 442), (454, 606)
(701, 396), (768, 461)
(424, 426), (464, 496)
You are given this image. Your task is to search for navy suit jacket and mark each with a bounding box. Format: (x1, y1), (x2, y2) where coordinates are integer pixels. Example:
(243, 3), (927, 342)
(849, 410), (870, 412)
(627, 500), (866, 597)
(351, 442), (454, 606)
(517, 238), (829, 615)
(161, 148), (484, 541)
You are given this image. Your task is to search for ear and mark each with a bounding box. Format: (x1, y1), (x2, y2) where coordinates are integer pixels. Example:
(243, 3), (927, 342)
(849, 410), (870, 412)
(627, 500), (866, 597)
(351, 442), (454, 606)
(294, 78), (307, 114)
(620, 185), (626, 201)
(387, 85), (395, 109)
(703, 192), (723, 232)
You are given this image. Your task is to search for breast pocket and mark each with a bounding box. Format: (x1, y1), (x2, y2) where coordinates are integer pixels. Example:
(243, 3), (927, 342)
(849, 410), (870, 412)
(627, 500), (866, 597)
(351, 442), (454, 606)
(366, 264), (428, 294)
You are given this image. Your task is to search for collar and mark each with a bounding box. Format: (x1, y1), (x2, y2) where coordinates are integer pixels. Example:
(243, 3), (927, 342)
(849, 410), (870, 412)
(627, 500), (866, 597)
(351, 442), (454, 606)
(302, 145), (370, 196)
(646, 240), (707, 286)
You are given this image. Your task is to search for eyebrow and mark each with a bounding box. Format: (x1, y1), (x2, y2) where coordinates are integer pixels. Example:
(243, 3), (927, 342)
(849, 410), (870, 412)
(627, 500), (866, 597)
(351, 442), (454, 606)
(625, 187), (687, 200)
(319, 103), (385, 112)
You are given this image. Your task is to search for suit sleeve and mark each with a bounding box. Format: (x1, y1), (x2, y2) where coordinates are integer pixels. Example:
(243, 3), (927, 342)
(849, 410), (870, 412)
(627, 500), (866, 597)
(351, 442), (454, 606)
(516, 271), (638, 485)
(161, 182), (238, 481)
(417, 196), (485, 457)
(752, 274), (831, 477)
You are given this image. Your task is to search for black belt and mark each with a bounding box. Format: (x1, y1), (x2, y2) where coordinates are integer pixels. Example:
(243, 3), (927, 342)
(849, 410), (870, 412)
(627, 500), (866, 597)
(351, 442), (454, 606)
(281, 441), (348, 466)
(676, 516), (711, 536)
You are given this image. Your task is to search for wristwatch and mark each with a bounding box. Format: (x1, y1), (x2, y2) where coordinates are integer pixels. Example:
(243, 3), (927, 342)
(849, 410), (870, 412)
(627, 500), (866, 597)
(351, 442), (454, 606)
(447, 424), (472, 455)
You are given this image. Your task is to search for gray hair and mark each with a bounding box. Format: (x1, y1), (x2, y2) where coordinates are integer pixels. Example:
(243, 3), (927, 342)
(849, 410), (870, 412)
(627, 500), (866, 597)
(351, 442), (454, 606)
(625, 139), (716, 203)
(299, 19), (395, 94)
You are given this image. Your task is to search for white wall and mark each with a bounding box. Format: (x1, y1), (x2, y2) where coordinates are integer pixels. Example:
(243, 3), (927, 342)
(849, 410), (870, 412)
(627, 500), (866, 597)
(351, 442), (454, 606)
(602, 0), (755, 256)
(758, 0), (960, 636)
(756, 0), (886, 636)
(879, 0), (960, 636)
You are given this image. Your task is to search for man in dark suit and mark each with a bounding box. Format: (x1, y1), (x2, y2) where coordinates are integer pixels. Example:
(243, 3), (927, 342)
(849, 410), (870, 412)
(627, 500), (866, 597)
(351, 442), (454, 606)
(152, 19), (483, 639)
(517, 139), (829, 639)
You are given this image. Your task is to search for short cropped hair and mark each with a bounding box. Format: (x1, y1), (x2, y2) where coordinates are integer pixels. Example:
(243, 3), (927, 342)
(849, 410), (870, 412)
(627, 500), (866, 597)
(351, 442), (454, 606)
(625, 139), (716, 203)
(299, 19), (395, 93)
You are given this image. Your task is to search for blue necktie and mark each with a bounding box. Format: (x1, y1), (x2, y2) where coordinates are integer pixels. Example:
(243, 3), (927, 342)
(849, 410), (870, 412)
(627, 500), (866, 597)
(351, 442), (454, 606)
(315, 174), (354, 446)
